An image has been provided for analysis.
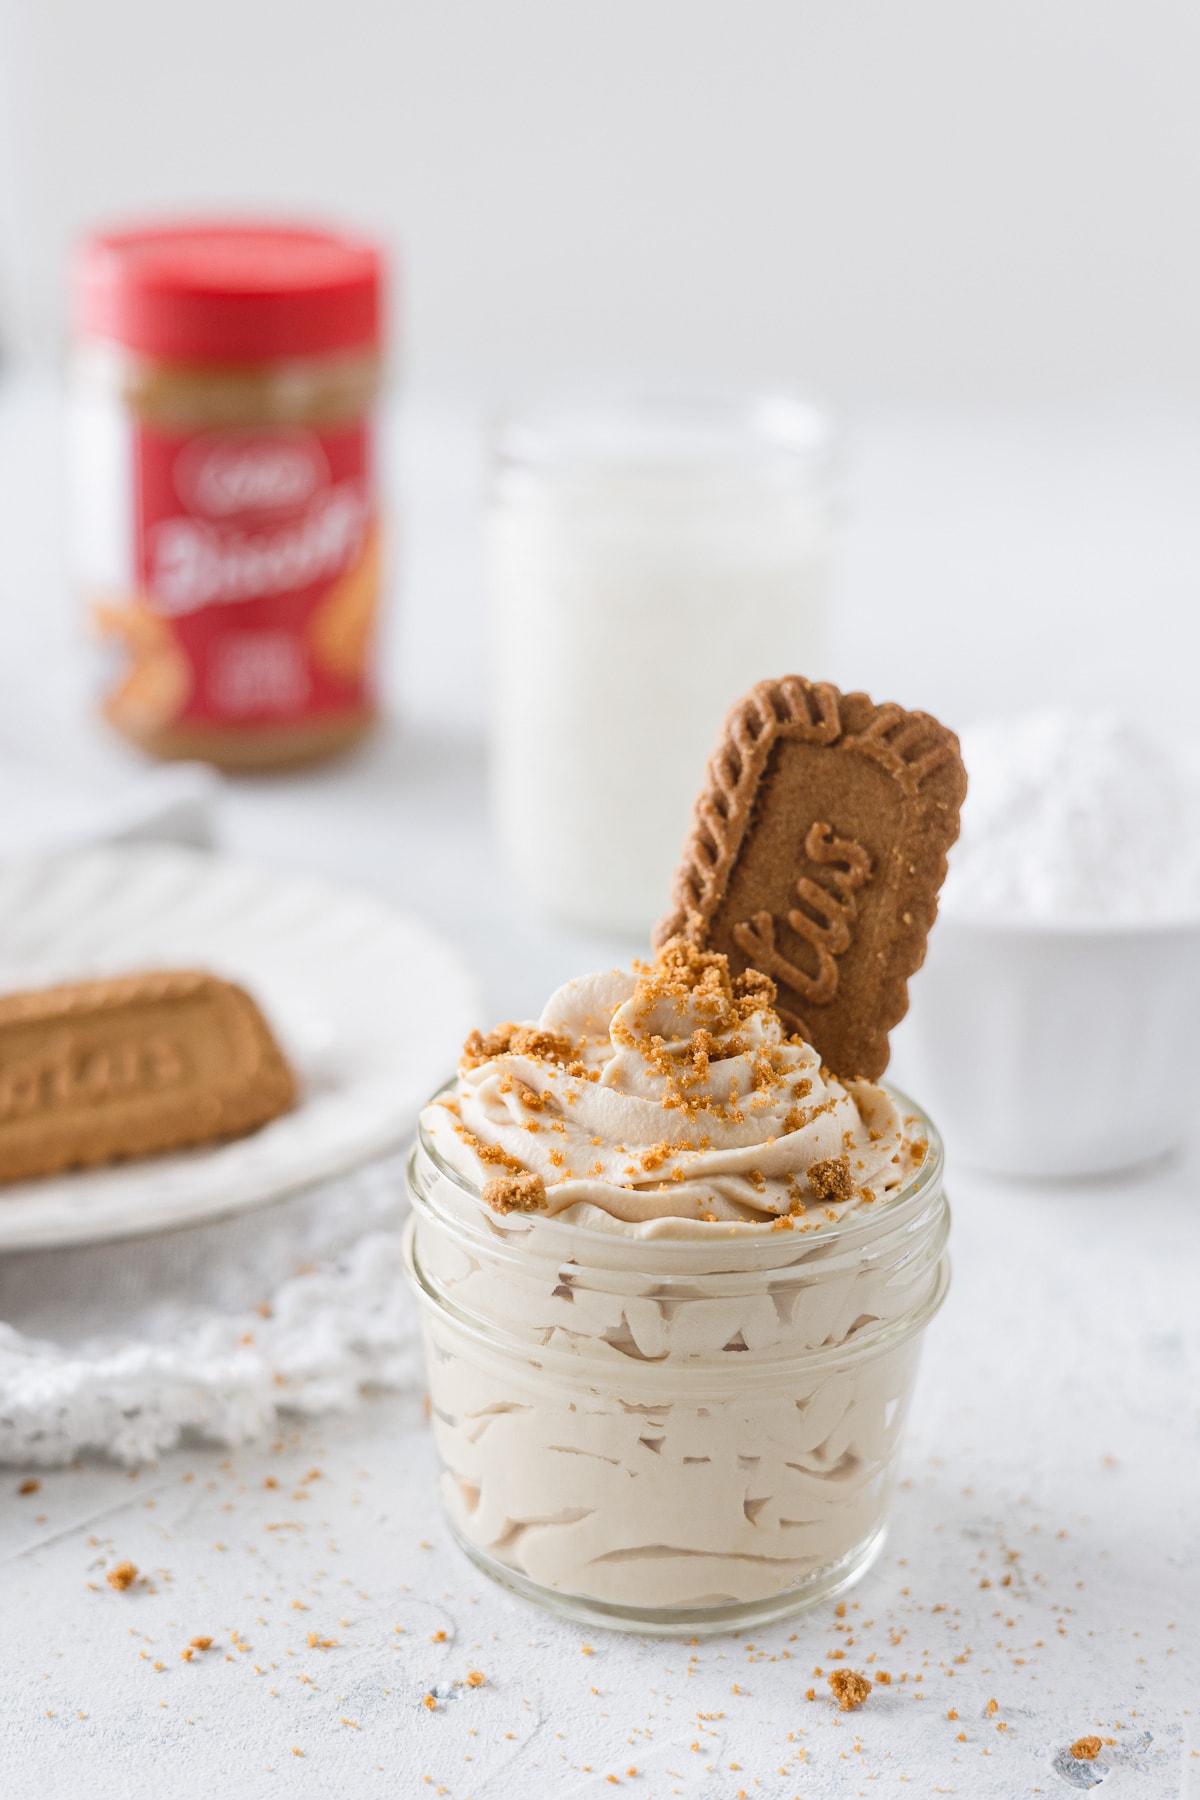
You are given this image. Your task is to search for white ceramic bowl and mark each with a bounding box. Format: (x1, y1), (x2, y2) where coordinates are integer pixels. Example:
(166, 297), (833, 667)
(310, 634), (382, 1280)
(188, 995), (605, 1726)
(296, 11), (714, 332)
(887, 913), (1200, 1178)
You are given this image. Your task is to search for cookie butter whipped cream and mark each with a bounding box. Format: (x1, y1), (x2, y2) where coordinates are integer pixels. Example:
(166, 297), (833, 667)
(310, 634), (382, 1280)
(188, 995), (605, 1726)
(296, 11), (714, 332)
(426, 938), (924, 1235)
(405, 941), (947, 1625)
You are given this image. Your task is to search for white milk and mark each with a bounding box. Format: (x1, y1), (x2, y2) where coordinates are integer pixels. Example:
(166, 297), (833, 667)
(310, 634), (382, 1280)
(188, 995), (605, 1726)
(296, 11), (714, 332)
(488, 397), (834, 934)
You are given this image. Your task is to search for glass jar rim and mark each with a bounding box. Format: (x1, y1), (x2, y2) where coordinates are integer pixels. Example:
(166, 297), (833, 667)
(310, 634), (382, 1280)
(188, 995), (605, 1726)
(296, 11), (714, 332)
(490, 389), (833, 486)
(414, 1075), (944, 1263)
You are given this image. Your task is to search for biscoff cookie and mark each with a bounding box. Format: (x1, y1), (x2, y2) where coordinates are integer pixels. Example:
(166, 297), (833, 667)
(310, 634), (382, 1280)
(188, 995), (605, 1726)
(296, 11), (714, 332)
(0, 971), (296, 1182)
(653, 676), (966, 1079)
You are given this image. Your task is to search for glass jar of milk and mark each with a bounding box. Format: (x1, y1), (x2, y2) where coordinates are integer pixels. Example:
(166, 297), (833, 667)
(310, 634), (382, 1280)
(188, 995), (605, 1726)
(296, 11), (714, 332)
(488, 394), (834, 934)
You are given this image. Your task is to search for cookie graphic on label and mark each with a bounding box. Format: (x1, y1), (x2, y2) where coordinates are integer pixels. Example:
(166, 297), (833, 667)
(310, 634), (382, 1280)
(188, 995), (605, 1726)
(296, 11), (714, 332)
(307, 526), (381, 684)
(653, 677), (967, 1079)
(94, 598), (193, 735)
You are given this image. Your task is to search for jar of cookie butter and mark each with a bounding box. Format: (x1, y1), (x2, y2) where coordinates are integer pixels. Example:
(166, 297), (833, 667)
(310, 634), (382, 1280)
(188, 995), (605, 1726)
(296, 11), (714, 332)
(70, 221), (387, 770)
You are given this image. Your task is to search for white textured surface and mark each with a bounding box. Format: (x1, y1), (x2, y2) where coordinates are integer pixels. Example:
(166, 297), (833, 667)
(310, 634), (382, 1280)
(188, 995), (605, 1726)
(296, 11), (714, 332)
(0, 845), (478, 1249)
(0, 386), (1198, 1796)
(2, 1159), (1196, 1797)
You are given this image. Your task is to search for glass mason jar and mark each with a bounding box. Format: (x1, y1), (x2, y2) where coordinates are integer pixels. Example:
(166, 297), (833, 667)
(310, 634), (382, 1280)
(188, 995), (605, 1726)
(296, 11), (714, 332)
(403, 1085), (949, 1636)
(487, 394), (834, 935)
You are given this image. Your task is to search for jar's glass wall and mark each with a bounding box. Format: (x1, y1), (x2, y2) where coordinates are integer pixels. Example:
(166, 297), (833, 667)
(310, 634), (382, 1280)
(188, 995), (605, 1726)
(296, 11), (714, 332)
(419, 1297), (929, 1630)
(404, 1090), (948, 1635)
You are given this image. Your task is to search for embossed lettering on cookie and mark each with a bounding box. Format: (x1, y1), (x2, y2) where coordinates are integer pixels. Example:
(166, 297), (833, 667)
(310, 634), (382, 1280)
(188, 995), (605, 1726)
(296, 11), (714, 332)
(654, 677), (968, 1081)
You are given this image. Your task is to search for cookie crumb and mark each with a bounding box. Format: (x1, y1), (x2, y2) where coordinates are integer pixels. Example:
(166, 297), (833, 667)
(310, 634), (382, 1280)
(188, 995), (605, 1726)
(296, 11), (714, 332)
(828, 1669), (871, 1712)
(1070, 1738), (1102, 1762)
(462, 1024), (574, 1071)
(106, 1561), (138, 1591)
(482, 1170), (547, 1214)
(18, 1478), (40, 1495)
(465, 1670), (485, 1688)
(808, 1155), (854, 1204)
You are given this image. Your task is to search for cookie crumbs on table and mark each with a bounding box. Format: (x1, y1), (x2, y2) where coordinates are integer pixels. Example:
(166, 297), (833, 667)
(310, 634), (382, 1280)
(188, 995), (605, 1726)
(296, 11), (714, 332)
(829, 1668), (872, 1711)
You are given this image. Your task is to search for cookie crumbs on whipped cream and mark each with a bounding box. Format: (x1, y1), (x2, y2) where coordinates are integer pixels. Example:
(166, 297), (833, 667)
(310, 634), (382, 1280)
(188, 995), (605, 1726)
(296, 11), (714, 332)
(481, 1171), (547, 1215)
(425, 937), (927, 1239)
(808, 1154), (855, 1204)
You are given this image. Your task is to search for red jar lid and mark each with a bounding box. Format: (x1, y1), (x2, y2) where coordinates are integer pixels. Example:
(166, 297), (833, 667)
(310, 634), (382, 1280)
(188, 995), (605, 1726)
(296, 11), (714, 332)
(75, 220), (385, 362)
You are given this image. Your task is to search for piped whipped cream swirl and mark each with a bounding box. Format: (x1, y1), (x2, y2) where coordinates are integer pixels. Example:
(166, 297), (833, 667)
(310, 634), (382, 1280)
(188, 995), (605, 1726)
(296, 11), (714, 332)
(424, 940), (925, 1239)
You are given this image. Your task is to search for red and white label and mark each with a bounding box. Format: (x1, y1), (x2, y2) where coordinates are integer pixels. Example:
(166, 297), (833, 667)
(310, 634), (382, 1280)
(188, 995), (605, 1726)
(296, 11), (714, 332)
(132, 421), (377, 726)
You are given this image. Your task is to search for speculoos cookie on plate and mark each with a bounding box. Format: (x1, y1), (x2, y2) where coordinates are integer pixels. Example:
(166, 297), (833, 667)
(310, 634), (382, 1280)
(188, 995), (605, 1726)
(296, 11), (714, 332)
(0, 971), (296, 1182)
(653, 676), (967, 1079)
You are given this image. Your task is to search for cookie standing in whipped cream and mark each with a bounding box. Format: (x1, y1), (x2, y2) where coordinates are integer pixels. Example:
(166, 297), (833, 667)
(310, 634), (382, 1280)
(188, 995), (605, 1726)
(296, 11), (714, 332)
(426, 937), (925, 1238)
(656, 676), (967, 1079)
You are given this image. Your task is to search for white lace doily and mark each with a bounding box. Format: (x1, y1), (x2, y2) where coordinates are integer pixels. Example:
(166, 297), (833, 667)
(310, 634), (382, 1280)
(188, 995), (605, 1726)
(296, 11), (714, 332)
(0, 1150), (421, 1467)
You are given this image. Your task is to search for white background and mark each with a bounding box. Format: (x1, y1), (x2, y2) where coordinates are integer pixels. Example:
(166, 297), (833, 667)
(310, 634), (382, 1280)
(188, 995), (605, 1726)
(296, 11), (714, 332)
(4, 0), (1200, 742)
(5, 0), (1200, 742)
(1, 0), (1199, 408)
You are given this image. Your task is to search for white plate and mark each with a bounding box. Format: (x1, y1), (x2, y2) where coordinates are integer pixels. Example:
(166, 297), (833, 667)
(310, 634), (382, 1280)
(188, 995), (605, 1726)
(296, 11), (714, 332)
(0, 845), (480, 1250)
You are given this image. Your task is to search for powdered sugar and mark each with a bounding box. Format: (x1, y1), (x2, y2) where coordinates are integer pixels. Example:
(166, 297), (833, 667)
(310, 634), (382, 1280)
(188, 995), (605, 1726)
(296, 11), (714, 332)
(941, 710), (1200, 921)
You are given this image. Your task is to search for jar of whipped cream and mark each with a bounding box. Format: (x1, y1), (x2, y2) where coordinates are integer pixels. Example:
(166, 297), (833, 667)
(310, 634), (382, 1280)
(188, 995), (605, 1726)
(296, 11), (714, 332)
(488, 395), (834, 934)
(403, 946), (949, 1634)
